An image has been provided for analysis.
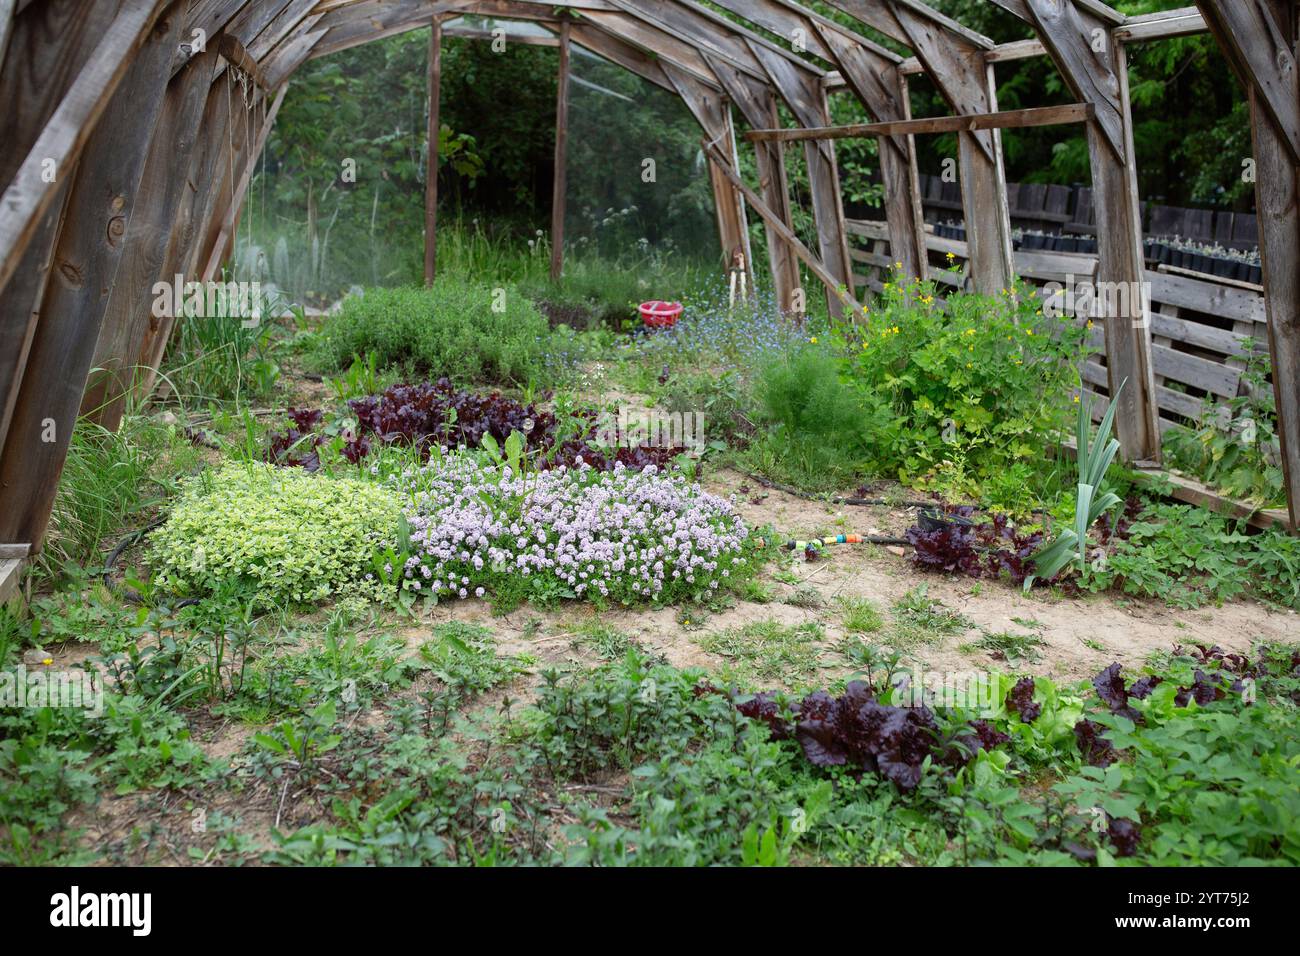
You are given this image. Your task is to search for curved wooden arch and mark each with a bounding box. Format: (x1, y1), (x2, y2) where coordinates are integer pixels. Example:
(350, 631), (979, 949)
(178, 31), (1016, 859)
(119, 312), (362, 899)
(1, 0), (1298, 580)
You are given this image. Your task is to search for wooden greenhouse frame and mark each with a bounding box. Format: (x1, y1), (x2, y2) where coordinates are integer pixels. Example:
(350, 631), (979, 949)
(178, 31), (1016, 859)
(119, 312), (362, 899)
(1, 0), (1298, 603)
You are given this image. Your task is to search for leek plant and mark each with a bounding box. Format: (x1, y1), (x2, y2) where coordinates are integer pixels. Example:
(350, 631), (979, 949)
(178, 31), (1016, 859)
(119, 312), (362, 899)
(1025, 381), (1126, 589)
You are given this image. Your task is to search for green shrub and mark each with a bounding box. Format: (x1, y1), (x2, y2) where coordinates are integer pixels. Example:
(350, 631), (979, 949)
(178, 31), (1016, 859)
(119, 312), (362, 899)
(834, 272), (1088, 497)
(148, 463), (399, 606)
(747, 345), (893, 490)
(310, 280), (571, 387)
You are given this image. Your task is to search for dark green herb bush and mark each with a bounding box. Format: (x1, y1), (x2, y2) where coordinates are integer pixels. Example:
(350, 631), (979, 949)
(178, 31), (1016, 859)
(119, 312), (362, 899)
(310, 280), (572, 388)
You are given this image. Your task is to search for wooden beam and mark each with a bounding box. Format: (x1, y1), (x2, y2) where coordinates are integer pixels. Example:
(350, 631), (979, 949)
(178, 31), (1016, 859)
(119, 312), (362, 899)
(745, 102), (1094, 141)
(0, 3), (181, 550)
(217, 32), (270, 90)
(702, 137), (860, 314)
(424, 15), (442, 285)
(550, 20), (570, 282)
(1115, 7), (1207, 42)
(0, 0), (170, 299)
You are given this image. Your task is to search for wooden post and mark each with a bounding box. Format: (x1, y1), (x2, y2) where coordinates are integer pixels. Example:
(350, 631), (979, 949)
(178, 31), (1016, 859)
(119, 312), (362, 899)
(550, 21), (570, 282)
(707, 56), (801, 313)
(424, 15), (442, 286)
(749, 43), (853, 317)
(709, 107), (752, 282)
(1194, 0), (1300, 527)
(1021, 0), (1163, 462)
(1085, 41), (1161, 464)
(0, 4), (181, 549)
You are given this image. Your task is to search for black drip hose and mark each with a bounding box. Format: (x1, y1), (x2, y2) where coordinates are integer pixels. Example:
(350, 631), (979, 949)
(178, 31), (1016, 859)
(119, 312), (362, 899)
(740, 471), (1047, 515)
(101, 517), (200, 608)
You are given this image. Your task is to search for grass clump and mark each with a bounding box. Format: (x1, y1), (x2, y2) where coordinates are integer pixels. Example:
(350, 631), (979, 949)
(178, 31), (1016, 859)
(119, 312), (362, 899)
(890, 585), (972, 647)
(699, 619), (826, 688)
(149, 463), (399, 606)
(310, 279), (576, 388)
(964, 629), (1046, 663)
(839, 597), (884, 634)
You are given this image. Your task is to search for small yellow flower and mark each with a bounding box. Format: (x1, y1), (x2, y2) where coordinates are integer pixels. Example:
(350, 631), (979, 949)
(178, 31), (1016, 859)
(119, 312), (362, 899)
(1086, 319), (1094, 329)
(41, 658), (53, 666)
(891, 326), (899, 334)
(809, 336), (818, 344)
(1073, 395), (1080, 403)
(946, 252), (956, 261)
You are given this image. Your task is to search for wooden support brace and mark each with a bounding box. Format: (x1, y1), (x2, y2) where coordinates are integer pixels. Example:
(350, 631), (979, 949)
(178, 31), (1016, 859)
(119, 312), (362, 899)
(744, 103), (1094, 142)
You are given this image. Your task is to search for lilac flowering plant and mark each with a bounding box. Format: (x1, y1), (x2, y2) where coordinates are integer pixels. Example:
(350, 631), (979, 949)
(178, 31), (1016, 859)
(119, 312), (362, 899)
(385, 453), (753, 608)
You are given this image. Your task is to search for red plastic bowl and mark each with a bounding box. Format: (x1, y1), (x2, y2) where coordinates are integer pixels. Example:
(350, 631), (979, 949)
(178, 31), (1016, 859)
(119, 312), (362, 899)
(639, 300), (683, 329)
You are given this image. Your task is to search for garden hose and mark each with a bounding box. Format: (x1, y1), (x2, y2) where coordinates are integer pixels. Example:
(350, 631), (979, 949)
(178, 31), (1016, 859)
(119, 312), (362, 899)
(755, 533), (911, 552)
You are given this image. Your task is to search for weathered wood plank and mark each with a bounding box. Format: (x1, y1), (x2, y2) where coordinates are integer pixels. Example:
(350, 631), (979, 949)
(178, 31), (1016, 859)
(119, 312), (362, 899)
(82, 42), (221, 429)
(0, 0), (170, 297)
(0, 3), (181, 549)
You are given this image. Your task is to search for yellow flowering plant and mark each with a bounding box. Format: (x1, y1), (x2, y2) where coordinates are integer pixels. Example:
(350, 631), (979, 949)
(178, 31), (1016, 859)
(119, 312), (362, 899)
(831, 270), (1089, 498)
